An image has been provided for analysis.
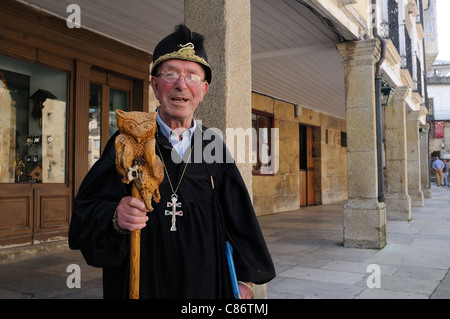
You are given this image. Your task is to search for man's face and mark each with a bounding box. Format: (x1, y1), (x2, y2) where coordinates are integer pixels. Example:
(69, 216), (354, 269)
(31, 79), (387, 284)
(151, 59), (209, 127)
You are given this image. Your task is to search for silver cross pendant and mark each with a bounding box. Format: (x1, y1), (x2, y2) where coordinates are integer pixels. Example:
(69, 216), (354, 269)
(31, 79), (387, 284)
(165, 194), (183, 231)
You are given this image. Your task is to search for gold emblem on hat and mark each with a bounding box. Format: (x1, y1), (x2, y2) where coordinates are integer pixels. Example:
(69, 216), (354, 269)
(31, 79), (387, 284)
(152, 42), (211, 74)
(177, 42), (195, 57)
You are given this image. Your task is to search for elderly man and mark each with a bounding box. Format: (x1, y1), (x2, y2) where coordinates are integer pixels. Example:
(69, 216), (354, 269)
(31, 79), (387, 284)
(433, 156), (445, 186)
(69, 24), (275, 299)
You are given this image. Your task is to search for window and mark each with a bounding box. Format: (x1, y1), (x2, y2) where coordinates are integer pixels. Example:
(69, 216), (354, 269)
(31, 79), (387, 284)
(252, 110), (274, 174)
(341, 132), (347, 147)
(88, 71), (131, 169)
(89, 83), (102, 166)
(429, 97), (434, 117)
(109, 88), (128, 136)
(0, 54), (67, 184)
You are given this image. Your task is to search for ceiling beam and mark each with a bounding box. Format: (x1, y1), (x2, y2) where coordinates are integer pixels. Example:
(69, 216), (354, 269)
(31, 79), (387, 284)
(252, 42), (336, 60)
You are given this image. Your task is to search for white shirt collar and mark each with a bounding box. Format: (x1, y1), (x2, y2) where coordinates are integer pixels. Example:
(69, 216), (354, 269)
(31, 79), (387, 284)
(156, 109), (197, 157)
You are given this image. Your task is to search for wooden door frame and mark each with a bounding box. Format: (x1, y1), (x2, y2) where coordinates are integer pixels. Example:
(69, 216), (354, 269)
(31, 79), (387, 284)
(0, 48), (74, 246)
(299, 124), (315, 207)
(89, 69), (134, 153)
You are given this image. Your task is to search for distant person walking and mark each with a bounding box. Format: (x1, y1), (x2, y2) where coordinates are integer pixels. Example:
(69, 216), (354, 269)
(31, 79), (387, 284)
(443, 159), (449, 187)
(433, 157), (445, 186)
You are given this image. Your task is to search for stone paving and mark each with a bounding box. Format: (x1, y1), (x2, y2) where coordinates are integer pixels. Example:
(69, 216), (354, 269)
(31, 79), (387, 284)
(260, 184), (450, 299)
(0, 184), (449, 299)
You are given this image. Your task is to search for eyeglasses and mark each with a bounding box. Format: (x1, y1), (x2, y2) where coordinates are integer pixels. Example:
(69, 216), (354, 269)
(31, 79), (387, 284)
(157, 70), (205, 87)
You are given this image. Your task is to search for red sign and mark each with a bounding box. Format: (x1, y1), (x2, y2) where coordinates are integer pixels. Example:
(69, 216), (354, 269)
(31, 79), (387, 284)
(435, 121), (444, 138)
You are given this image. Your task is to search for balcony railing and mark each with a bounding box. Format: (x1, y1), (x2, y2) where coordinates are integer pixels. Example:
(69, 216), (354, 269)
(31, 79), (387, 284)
(416, 55), (423, 96)
(403, 26), (413, 77)
(380, 0), (400, 52)
(380, 0), (425, 98)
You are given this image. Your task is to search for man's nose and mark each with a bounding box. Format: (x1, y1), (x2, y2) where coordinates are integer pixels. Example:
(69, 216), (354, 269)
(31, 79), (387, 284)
(174, 75), (188, 89)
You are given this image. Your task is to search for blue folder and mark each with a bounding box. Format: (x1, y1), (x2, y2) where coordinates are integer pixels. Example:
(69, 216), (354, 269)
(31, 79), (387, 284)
(225, 241), (240, 299)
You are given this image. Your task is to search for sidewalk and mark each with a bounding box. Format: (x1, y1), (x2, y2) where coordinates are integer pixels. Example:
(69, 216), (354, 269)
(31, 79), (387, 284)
(0, 184), (449, 299)
(0, 247), (103, 299)
(261, 183), (450, 299)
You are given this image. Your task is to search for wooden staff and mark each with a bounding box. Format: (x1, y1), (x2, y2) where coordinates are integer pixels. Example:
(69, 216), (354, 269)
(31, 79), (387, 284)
(114, 110), (164, 299)
(129, 185), (141, 299)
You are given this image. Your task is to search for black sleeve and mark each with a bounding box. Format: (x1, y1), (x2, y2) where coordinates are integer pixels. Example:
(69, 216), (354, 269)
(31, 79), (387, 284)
(68, 133), (131, 268)
(218, 161), (276, 285)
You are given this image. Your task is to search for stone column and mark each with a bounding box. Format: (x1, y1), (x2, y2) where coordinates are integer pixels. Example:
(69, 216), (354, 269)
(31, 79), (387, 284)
(337, 39), (386, 249)
(384, 87), (411, 220)
(185, 0), (252, 192)
(406, 111), (424, 207)
(420, 123), (432, 198)
(185, 0), (266, 297)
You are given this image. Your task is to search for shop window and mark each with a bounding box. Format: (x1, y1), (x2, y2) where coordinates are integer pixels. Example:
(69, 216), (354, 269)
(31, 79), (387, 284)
(0, 54), (67, 184)
(252, 110), (274, 174)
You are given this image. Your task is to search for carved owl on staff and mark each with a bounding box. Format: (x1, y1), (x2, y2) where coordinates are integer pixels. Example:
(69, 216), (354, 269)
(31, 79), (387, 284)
(114, 110), (164, 210)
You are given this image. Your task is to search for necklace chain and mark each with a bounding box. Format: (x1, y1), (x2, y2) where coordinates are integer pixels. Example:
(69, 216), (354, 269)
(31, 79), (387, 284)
(156, 141), (193, 195)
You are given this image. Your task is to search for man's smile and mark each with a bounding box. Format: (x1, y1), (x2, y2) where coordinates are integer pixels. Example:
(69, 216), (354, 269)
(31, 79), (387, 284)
(170, 97), (189, 103)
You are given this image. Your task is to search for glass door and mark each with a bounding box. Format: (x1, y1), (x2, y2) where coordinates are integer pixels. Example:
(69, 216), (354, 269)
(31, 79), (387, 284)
(88, 71), (132, 169)
(88, 83), (102, 168)
(109, 88), (128, 137)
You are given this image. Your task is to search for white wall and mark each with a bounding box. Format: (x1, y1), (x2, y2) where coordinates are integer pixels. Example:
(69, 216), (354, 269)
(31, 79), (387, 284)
(428, 84), (450, 120)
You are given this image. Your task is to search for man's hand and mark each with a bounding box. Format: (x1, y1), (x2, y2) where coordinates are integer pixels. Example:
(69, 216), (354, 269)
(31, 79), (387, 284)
(238, 282), (254, 299)
(117, 196), (149, 232)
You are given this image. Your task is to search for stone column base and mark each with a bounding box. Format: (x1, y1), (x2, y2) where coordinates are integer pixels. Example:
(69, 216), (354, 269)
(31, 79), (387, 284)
(422, 188), (432, 199)
(343, 199), (387, 249)
(254, 284), (267, 299)
(385, 193), (411, 221)
(409, 190), (424, 207)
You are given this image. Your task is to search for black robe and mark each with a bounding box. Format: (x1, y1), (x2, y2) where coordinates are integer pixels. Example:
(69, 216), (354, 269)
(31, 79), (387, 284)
(68, 125), (275, 299)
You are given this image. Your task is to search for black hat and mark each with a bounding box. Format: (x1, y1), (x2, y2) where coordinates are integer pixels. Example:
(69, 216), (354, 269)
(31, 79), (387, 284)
(151, 24), (212, 83)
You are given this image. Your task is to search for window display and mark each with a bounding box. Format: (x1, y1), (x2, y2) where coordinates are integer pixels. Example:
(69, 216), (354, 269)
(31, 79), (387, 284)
(0, 54), (67, 183)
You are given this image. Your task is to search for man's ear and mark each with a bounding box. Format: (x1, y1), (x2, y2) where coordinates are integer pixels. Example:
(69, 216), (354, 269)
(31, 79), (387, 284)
(199, 82), (209, 103)
(150, 76), (160, 100)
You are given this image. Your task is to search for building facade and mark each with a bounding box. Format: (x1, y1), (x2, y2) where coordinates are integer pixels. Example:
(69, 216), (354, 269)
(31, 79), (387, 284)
(0, 1), (152, 248)
(427, 61), (450, 160)
(251, 92), (348, 216)
(0, 0), (437, 252)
